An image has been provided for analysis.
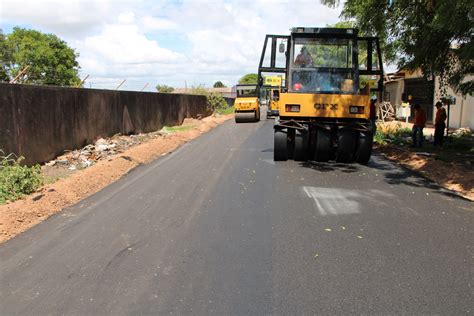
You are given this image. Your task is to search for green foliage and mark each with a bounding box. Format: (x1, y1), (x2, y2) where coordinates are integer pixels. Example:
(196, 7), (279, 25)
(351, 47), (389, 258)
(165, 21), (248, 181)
(238, 73), (258, 84)
(2, 27), (80, 86)
(188, 85), (229, 113)
(207, 92), (228, 112)
(155, 84), (175, 93)
(213, 81), (226, 88)
(189, 85), (208, 96)
(321, 0), (473, 95)
(0, 29), (10, 82)
(444, 133), (474, 152)
(215, 106), (235, 115)
(0, 151), (43, 204)
(373, 130), (388, 145)
(161, 125), (196, 133)
(374, 123), (412, 146)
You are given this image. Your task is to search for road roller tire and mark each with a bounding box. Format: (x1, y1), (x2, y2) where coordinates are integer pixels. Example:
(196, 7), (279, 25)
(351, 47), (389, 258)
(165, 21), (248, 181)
(314, 129), (331, 162)
(274, 128), (288, 161)
(336, 130), (356, 163)
(355, 132), (373, 164)
(294, 130), (309, 161)
(235, 112), (256, 123)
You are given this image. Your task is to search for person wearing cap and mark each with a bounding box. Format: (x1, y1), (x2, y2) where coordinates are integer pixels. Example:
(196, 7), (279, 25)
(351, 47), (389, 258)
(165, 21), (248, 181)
(434, 101), (447, 146)
(411, 104), (426, 147)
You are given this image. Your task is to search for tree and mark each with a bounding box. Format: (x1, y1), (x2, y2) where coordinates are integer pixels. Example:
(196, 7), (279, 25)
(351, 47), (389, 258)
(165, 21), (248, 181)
(321, 0), (473, 95)
(155, 84), (175, 93)
(3, 27), (80, 86)
(238, 73), (258, 84)
(0, 29), (11, 82)
(187, 85), (228, 112)
(213, 81), (226, 88)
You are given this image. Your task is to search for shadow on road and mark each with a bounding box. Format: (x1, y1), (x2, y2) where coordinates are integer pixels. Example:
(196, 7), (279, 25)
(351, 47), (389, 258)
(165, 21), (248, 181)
(297, 154), (466, 201)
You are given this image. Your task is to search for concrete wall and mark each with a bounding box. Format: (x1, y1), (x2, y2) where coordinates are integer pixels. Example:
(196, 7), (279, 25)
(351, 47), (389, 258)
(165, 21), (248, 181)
(0, 83), (209, 165)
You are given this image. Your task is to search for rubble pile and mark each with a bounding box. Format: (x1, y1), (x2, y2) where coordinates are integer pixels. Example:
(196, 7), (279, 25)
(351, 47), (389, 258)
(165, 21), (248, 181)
(45, 131), (169, 170)
(452, 127), (472, 137)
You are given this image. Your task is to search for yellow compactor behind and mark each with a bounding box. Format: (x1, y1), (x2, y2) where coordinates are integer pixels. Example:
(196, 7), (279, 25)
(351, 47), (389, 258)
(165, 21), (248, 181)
(234, 84), (260, 123)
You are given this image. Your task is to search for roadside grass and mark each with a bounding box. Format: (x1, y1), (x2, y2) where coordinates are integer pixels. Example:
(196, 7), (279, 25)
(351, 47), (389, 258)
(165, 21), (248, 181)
(374, 122), (412, 146)
(0, 150), (43, 204)
(375, 121), (474, 165)
(216, 106), (234, 115)
(161, 124), (196, 133)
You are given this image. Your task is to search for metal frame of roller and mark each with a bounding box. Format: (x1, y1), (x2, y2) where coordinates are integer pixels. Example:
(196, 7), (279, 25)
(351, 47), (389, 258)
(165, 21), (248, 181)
(257, 27), (384, 164)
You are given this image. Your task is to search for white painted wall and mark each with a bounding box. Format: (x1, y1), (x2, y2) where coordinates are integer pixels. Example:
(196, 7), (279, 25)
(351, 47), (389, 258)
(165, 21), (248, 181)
(433, 77), (474, 129)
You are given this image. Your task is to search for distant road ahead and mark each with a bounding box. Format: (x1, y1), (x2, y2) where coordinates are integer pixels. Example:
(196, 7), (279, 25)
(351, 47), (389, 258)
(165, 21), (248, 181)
(1, 119), (473, 314)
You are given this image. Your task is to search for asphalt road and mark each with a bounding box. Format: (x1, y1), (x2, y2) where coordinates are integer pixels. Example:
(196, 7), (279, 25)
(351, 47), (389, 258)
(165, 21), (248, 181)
(1, 118), (473, 315)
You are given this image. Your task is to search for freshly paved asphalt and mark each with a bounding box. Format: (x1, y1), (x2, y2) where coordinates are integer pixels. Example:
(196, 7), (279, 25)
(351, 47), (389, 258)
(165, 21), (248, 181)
(1, 117), (473, 315)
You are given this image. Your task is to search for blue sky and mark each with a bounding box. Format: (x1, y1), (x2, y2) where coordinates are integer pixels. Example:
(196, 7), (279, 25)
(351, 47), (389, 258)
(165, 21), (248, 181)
(0, 0), (345, 91)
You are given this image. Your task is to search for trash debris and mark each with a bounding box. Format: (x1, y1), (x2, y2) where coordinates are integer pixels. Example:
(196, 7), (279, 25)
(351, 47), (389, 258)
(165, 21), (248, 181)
(452, 127), (472, 137)
(43, 130), (167, 171)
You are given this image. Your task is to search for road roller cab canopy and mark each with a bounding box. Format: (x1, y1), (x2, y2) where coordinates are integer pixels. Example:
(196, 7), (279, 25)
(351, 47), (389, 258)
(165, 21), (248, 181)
(257, 27), (384, 95)
(236, 84), (258, 97)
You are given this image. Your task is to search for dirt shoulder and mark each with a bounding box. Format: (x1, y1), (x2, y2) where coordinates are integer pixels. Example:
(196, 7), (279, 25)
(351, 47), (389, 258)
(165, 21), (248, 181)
(375, 144), (474, 201)
(0, 114), (233, 243)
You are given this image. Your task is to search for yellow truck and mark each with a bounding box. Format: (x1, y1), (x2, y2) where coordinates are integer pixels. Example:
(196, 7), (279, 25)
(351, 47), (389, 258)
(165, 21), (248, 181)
(234, 84), (260, 123)
(257, 27), (383, 163)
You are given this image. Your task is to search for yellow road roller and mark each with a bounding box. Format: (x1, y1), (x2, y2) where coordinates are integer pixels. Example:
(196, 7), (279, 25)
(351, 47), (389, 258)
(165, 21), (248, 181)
(266, 86), (280, 118)
(234, 84), (260, 123)
(262, 76), (282, 118)
(257, 27), (384, 163)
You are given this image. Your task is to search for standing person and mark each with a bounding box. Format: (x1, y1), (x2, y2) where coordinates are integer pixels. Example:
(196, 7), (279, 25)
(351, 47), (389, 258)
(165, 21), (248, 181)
(411, 104), (426, 147)
(434, 101), (447, 146)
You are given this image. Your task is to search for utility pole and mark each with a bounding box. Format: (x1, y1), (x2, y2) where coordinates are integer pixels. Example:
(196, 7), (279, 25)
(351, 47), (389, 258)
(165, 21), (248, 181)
(10, 66), (30, 83)
(77, 74), (90, 87)
(140, 83), (149, 91)
(115, 79), (126, 90)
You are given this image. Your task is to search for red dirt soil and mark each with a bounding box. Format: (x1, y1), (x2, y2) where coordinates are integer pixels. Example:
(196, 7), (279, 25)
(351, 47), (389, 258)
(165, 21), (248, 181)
(375, 144), (474, 201)
(0, 115), (232, 243)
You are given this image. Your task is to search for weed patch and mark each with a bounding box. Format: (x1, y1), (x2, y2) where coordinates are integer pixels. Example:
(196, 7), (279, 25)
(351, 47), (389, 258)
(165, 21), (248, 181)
(0, 151), (43, 204)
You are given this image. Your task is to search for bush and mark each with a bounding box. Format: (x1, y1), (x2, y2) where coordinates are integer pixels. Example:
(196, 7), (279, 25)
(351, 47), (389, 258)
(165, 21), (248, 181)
(0, 151), (43, 204)
(374, 130), (388, 145)
(374, 122), (412, 146)
(189, 85), (230, 113)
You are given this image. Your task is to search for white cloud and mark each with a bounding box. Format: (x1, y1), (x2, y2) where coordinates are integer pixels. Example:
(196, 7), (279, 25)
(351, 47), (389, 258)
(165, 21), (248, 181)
(1, 0), (343, 91)
(0, 0), (140, 37)
(140, 16), (176, 31)
(81, 23), (181, 64)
